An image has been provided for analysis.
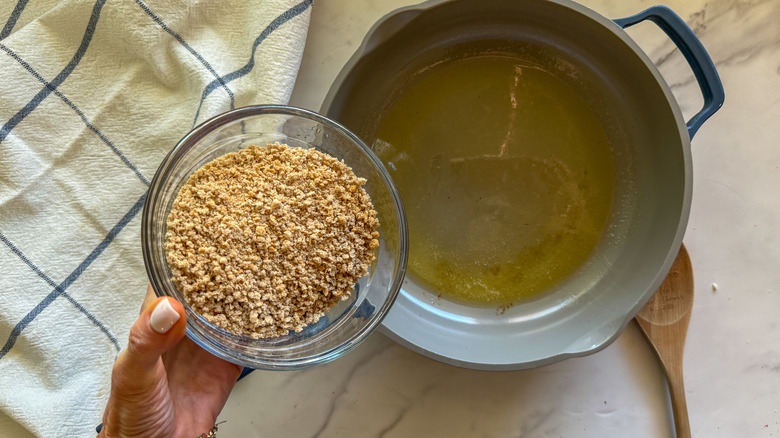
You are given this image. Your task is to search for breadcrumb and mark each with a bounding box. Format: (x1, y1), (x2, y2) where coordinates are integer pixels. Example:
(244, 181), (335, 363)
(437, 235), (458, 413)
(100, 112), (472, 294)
(165, 143), (380, 338)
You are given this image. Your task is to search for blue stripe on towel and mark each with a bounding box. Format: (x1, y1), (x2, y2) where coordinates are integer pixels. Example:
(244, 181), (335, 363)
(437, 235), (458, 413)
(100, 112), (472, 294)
(0, 43), (150, 186)
(0, 0), (107, 143)
(0, 232), (60, 291)
(192, 0), (313, 125)
(0, 192), (146, 360)
(133, 0), (236, 115)
(0, 232), (122, 353)
(61, 292), (121, 352)
(0, 0), (29, 40)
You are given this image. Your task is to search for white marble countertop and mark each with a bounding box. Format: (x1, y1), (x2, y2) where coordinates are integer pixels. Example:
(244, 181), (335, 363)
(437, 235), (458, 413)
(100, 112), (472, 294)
(218, 0), (780, 436)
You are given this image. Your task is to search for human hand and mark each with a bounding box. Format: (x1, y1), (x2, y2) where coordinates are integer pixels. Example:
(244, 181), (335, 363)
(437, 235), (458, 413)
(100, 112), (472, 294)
(99, 285), (243, 438)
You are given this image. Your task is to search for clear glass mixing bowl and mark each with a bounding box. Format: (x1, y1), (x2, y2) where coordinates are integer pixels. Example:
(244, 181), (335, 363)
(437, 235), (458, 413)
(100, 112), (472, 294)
(141, 105), (408, 370)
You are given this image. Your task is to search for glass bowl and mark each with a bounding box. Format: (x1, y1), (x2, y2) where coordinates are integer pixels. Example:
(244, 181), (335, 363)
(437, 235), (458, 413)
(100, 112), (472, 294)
(141, 105), (408, 370)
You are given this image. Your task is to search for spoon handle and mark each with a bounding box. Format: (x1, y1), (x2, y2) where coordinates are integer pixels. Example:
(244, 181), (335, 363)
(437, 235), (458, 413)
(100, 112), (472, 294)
(666, 359), (691, 438)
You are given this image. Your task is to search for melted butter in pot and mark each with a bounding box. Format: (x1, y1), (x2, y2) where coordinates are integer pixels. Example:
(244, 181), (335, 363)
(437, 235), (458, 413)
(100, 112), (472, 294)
(374, 54), (615, 306)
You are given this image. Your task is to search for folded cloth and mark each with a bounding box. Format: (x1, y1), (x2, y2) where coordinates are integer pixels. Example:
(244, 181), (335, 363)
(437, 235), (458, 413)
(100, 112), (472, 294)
(0, 0), (311, 436)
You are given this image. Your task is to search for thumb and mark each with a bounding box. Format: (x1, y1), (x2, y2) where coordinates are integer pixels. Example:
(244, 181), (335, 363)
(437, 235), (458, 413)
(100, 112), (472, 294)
(123, 295), (187, 373)
(102, 291), (187, 436)
(110, 291), (187, 398)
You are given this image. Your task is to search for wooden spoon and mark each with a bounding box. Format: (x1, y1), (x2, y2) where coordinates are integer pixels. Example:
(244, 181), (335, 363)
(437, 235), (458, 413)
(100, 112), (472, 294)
(635, 244), (694, 438)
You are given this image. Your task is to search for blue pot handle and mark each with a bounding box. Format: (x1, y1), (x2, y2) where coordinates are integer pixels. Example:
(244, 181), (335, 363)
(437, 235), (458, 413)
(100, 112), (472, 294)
(614, 6), (725, 139)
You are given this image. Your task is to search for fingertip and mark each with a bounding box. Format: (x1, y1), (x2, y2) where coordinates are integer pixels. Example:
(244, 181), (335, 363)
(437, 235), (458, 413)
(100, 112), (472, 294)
(149, 297), (186, 334)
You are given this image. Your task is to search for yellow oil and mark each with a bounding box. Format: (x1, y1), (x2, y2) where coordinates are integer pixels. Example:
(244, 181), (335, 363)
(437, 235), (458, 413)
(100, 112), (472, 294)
(374, 54), (615, 307)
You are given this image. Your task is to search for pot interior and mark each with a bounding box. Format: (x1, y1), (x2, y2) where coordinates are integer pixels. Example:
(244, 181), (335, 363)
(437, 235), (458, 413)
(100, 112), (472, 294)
(323, 0), (690, 368)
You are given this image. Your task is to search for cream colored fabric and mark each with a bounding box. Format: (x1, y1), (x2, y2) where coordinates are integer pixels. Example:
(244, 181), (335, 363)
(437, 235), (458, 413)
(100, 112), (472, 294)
(0, 1), (311, 436)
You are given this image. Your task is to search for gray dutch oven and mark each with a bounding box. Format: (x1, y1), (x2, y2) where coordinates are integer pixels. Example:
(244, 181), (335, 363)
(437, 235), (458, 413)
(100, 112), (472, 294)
(321, 0), (724, 370)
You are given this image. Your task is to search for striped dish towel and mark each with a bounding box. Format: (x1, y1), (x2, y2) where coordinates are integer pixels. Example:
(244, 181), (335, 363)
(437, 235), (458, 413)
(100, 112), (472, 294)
(0, 0), (312, 436)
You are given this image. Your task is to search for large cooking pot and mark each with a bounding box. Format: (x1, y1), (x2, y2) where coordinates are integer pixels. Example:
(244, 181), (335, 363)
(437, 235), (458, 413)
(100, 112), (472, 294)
(321, 0), (724, 370)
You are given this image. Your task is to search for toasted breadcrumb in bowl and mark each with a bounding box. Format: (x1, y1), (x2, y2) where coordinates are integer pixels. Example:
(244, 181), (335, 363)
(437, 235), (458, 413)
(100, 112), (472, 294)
(141, 105), (408, 370)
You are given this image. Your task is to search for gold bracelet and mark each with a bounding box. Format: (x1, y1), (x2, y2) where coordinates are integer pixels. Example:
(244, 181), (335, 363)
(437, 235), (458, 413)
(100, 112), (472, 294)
(197, 421), (225, 438)
(97, 421), (224, 438)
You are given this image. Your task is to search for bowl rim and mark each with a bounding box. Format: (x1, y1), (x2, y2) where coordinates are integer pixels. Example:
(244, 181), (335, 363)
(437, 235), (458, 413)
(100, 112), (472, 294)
(141, 104), (409, 370)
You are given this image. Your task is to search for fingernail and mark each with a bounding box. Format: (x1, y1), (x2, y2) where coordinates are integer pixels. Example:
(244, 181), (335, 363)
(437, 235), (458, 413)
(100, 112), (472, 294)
(150, 298), (181, 334)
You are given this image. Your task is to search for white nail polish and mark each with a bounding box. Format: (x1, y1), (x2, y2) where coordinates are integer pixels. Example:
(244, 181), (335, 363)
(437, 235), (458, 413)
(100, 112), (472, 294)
(150, 298), (181, 334)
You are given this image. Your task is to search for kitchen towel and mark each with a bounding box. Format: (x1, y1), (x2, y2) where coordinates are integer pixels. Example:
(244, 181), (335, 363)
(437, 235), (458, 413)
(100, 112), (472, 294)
(0, 0), (311, 436)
